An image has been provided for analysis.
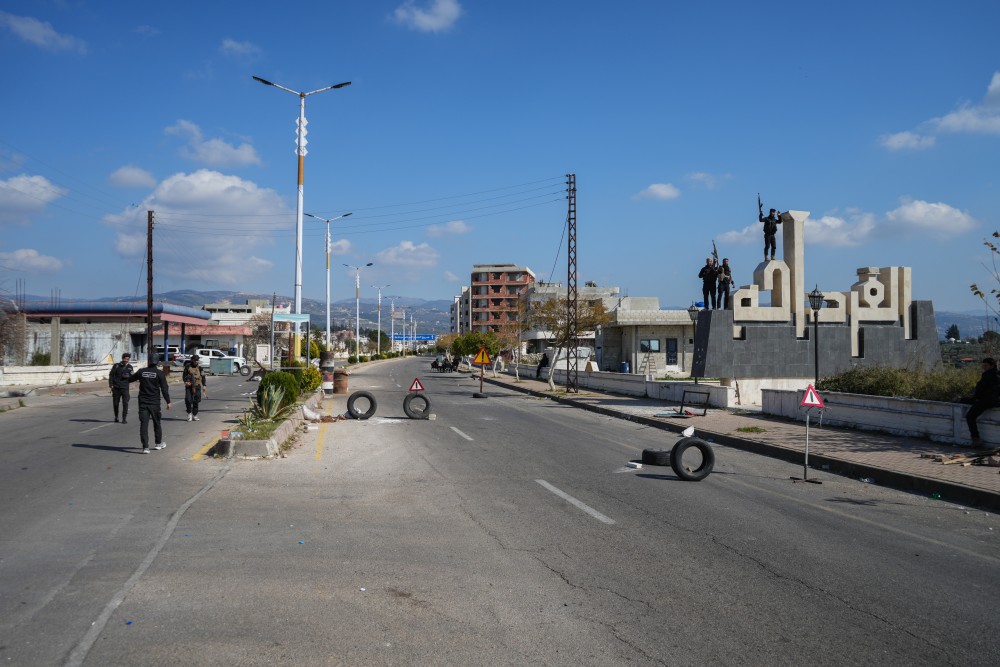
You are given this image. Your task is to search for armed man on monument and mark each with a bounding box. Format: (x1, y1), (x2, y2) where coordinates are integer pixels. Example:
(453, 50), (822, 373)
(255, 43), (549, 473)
(759, 194), (783, 262)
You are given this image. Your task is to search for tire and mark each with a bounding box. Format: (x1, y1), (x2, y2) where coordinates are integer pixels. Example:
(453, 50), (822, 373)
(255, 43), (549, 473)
(346, 390), (378, 420)
(239, 364), (251, 377)
(403, 393), (431, 419)
(670, 437), (715, 481)
(641, 448), (672, 466)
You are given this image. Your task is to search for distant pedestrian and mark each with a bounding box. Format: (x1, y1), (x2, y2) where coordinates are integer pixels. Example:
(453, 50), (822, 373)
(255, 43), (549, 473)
(108, 352), (133, 423)
(965, 357), (1000, 448)
(128, 361), (172, 454)
(182, 355), (207, 421)
(717, 258), (733, 310)
(536, 352), (549, 379)
(698, 257), (718, 310)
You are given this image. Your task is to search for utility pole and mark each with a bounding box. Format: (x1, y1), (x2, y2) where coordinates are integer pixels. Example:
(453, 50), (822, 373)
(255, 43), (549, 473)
(565, 174), (579, 392)
(146, 210), (154, 366)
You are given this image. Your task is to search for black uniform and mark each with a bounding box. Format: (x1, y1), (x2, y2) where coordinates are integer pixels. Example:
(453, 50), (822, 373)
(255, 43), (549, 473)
(128, 364), (171, 451)
(760, 210), (782, 260)
(716, 261), (732, 310)
(966, 364), (1000, 443)
(698, 262), (719, 309)
(108, 358), (134, 422)
(182, 361), (206, 418)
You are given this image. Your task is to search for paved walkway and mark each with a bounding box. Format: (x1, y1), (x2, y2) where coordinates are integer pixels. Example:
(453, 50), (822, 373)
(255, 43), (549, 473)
(482, 372), (1000, 512)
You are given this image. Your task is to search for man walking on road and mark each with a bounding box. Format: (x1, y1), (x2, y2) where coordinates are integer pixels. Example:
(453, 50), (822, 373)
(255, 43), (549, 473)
(108, 352), (133, 423)
(182, 354), (207, 421)
(128, 360), (172, 454)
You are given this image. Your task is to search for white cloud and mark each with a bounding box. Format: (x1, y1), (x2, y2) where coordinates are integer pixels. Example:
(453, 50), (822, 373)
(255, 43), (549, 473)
(879, 131), (935, 151)
(882, 71), (1000, 149)
(165, 120), (262, 167)
(0, 248), (65, 272)
(884, 199), (977, 235)
(687, 172), (728, 189)
(633, 183), (681, 200)
(392, 0), (462, 33)
(220, 38), (262, 59)
(109, 165), (157, 188)
(329, 239), (353, 256)
(376, 241), (439, 268)
(102, 170), (290, 286)
(0, 11), (86, 54)
(445, 270), (459, 281)
(804, 211), (878, 246)
(0, 174), (66, 226)
(427, 219), (471, 236)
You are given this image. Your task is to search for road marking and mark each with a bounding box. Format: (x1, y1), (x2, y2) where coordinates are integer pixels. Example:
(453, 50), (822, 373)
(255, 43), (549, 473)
(451, 426), (474, 441)
(535, 480), (616, 524)
(190, 437), (218, 461)
(81, 423), (114, 434)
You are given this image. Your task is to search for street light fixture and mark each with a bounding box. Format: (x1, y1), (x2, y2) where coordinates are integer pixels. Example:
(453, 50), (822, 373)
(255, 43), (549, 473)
(305, 212), (352, 351)
(808, 286), (825, 386)
(687, 302), (700, 384)
(344, 262), (373, 358)
(371, 284), (391, 357)
(253, 75), (351, 356)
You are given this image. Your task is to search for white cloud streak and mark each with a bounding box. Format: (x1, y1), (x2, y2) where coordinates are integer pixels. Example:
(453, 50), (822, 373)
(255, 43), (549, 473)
(0, 174), (66, 226)
(165, 120), (262, 168)
(109, 165), (157, 188)
(879, 131), (935, 151)
(220, 38), (262, 59)
(0, 248), (65, 272)
(392, 0), (462, 33)
(633, 183), (681, 200)
(0, 11), (87, 54)
(376, 241), (439, 268)
(426, 219), (471, 236)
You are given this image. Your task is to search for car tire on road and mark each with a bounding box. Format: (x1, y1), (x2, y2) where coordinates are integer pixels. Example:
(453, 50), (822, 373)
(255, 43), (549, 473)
(670, 437), (715, 481)
(641, 448), (672, 466)
(239, 365), (251, 377)
(403, 393), (431, 419)
(346, 390), (378, 420)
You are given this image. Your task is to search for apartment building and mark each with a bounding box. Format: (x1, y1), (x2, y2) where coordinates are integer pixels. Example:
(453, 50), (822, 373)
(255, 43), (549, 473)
(463, 264), (535, 334)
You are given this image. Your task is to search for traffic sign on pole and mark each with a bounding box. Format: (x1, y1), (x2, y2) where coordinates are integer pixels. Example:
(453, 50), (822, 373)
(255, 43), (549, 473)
(800, 384), (825, 408)
(409, 377), (425, 392)
(473, 347), (492, 365)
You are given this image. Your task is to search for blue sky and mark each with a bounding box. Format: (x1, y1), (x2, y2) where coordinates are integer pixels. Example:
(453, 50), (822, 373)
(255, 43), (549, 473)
(1, 1), (998, 314)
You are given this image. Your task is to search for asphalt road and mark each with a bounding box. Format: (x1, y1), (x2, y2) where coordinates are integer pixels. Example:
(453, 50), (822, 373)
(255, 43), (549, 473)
(1, 358), (998, 666)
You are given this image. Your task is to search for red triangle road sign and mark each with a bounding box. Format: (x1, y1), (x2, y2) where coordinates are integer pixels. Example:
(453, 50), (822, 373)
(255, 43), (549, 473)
(409, 377), (425, 392)
(801, 384), (825, 408)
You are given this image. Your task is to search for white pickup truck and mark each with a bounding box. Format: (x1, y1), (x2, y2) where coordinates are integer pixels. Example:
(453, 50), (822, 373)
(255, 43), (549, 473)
(192, 348), (250, 376)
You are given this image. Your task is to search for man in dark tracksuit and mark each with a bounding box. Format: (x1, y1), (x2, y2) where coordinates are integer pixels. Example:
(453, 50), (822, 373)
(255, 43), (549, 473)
(698, 257), (718, 310)
(182, 355), (207, 421)
(108, 352), (134, 423)
(759, 207), (782, 261)
(128, 362), (172, 454)
(966, 357), (1000, 448)
(716, 258), (733, 310)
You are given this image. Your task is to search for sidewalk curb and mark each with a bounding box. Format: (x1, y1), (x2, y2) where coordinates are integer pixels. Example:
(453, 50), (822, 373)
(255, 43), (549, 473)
(484, 376), (1000, 512)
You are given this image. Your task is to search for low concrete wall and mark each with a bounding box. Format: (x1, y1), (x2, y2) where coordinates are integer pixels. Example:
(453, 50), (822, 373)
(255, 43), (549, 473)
(762, 389), (996, 446)
(225, 392), (323, 458)
(0, 363), (112, 386)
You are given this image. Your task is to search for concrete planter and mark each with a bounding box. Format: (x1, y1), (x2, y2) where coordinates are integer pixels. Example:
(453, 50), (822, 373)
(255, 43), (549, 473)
(762, 389), (994, 445)
(218, 392), (322, 458)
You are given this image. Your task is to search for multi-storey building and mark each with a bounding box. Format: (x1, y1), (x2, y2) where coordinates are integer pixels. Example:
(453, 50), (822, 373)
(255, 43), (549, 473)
(464, 264), (535, 334)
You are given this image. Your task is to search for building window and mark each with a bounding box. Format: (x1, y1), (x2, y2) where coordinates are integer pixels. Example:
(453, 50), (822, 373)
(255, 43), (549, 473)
(639, 339), (660, 353)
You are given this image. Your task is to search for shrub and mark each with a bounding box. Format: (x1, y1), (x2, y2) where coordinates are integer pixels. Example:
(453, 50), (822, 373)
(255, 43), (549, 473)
(360, 355), (369, 363)
(257, 371), (300, 409)
(348, 355), (358, 364)
(817, 364), (979, 402)
(30, 350), (51, 366)
(300, 366), (322, 393)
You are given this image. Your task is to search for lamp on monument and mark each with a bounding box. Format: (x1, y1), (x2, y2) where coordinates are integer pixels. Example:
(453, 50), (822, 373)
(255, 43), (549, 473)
(687, 302), (700, 384)
(808, 286), (824, 385)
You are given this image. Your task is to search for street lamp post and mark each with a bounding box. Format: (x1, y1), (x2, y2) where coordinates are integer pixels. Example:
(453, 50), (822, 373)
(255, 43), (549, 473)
(344, 262), (373, 358)
(252, 75), (351, 356)
(305, 212), (352, 351)
(808, 286), (825, 386)
(687, 302), (700, 384)
(372, 284), (391, 357)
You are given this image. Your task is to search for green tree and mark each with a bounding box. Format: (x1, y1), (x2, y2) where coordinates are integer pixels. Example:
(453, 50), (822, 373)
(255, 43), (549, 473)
(527, 296), (612, 389)
(946, 324), (960, 341)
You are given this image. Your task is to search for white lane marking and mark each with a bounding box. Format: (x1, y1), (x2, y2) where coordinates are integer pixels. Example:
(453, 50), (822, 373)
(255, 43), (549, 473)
(535, 480), (616, 524)
(450, 426), (474, 441)
(81, 423), (114, 434)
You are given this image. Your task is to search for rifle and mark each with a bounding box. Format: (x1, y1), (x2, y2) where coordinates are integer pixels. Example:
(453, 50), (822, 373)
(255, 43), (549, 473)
(758, 193), (763, 215)
(711, 240), (719, 265)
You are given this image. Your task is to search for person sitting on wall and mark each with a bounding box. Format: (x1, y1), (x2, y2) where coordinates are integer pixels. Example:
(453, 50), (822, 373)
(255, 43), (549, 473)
(965, 357), (1000, 449)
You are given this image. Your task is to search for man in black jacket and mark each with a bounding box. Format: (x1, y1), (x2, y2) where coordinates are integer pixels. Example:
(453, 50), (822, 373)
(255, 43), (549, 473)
(108, 352), (133, 423)
(128, 361), (172, 454)
(966, 357), (1000, 448)
(716, 258), (733, 310)
(698, 257), (718, 310)
(759, 207), (782, 261)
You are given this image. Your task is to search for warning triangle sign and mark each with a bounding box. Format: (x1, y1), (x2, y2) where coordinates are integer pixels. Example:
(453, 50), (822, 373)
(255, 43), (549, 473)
(409, 377), (425, 392)
(800, 384), (825, 408)
(473, 347), (491, 365)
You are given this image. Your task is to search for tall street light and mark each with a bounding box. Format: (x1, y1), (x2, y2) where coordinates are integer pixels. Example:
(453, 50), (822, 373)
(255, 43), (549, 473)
(372, 284), (391, 357)
(344, 262), (373, 358)
(305, 212), (352, 351)
(808, 286), (825, 386)
(252, 75), (351, 356)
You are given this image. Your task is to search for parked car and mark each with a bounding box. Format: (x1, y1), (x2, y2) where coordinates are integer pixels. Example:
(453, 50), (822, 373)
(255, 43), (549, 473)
(192, 348), (250, 376)
(154, 345), (180, 362)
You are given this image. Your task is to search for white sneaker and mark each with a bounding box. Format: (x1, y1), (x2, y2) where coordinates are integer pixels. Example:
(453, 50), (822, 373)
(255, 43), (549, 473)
(187, 414), (193, 422)
(141, 448), (150, 454)
(193, 416), (200, 421)
(153, 442), (166, 450)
